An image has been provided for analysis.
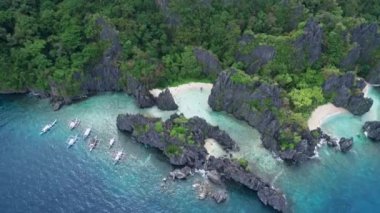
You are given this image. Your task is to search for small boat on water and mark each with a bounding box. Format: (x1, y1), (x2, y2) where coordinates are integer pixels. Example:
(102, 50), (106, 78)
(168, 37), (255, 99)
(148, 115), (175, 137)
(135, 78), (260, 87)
(67, 135), (79, 148)
(83, 127), (92, 139)
(40, 119), (57, 135)
(89, 136), (99, 152)
(114, 151), (124, 165)
(69, 118), (80, 130)
(109, 138), (115, 149)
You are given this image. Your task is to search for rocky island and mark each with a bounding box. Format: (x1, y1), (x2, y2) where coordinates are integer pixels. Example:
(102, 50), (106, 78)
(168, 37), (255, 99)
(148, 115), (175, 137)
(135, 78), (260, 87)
(2, 1), (380, 212)
(117, 113), (287, 212)
(363, 121), (380, 142)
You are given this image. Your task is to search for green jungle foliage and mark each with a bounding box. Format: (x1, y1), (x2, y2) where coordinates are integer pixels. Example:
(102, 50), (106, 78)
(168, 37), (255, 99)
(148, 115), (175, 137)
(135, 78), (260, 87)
(1, 0), (379, 149)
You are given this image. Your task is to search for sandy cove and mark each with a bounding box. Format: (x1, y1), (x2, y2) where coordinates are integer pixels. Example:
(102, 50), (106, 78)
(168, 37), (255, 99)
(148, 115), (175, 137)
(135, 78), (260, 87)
(308, 83), (371, 130)
(150, 82), (213, 98)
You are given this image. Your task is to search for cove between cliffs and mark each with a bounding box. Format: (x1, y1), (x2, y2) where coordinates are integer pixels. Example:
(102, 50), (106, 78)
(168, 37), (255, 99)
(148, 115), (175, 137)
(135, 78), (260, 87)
(1, 83), (380, 212)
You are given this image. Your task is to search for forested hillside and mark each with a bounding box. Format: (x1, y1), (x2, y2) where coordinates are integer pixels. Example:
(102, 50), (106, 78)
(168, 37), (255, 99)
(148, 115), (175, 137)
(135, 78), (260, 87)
(1, 0), (380, 151)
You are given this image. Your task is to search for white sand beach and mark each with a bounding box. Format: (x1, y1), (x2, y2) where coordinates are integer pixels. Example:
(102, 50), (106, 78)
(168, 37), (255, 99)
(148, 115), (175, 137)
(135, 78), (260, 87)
(307, 103), (348, 130)
(150, 82), (213, 98)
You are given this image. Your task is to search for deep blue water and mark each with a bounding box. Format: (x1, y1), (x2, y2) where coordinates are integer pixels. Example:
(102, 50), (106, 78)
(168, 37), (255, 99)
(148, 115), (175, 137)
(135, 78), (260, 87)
(0, 86), (380, 213)
(0, 90), (272, 213)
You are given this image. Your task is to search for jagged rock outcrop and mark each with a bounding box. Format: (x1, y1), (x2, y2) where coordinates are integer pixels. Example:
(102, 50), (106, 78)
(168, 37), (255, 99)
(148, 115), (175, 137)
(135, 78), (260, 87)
(236, 45), (276, 74)
(341, 24), (380, 70)
(319, 130), (338, 147)
(339, 137), (353, 153)
(80, 17), (122, 93)
(206, 157), (287, 212)
(339, 23), (380, 84)
(363, 121), (380, 142)
(366, 63), (380, 85)
(208, 69), (317, 163)
(193, 47), (223, 77)
(117, 113), (238, 167)
(125, 75), (156, 108)
(156, 89), (178, 110)
(206, 170), (223, 186)
(211, 190), (228, 203)
(323, 73), (373, 115)
(169, 166), (192, 180)
(117, 113), (287, 212)
(293, 20), (323, 67)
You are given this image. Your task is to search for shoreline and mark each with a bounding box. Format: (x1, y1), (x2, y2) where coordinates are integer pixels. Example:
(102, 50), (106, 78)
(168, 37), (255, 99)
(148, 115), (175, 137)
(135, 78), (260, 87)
(308, 83), (371, 130)
(150, 82), (213, 98)
(307, 103), (348, 130)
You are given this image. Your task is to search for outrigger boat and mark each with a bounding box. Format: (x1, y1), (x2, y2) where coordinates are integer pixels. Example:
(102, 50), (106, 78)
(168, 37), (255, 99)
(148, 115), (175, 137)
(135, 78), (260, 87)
(114, 150), (123, 165)
(109, 137), (115, 149)
(67, 135), (79, 148)
(69, 118), (80, 130)
(83, 127), (92, 139)
(40, 119), (57, 135)
(89, 136), (99, 152)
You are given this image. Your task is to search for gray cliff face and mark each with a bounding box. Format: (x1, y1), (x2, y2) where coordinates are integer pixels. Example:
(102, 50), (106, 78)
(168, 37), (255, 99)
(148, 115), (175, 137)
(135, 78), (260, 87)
(208, 69), (317, 164)
(81, 17), (122, 93)
(208, 69), (282, 137)
(293, 20), (323, 67)
(125, 75), (156, 108)
(340, 24), (380, 84)
(236, 45), (276, 74)
(363, 121), (380, 142)
(156, 89), (178, 111)
(193, 47), (223, 77)
(366, 63), (380, 85)
(116, 113), (287, 212)
(323, 73), (373, 115)
(341, 24), (380, 69)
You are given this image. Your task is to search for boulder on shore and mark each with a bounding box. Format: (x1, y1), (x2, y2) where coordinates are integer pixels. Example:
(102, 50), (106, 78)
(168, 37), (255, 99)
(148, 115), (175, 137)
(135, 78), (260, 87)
(363, 121), (380, 142)
(170, 166), (192, 180)
(339, 137), (353, 153)
(210, 190), (228, 203)
(156, 89), (178, 110)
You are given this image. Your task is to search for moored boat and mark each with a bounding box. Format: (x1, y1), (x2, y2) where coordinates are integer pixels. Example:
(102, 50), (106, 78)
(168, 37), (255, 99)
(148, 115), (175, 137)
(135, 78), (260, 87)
(40, 119), (57, 135)
(109, 137), (115, 149)
(67, 135), (79, 148)
(114, 150), (123, 165)
(69, 118), (80, 130)
(83, 127), (91, 139)
(89, 136), (99, 152)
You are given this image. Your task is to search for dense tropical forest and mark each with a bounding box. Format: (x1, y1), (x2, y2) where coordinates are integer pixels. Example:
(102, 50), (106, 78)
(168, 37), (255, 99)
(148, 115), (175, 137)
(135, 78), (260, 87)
(1, 0), (380, 149)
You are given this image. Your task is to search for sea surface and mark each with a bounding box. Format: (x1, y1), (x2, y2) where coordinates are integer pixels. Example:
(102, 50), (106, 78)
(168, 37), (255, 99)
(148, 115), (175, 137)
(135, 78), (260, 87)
(0, 86), (379, 213)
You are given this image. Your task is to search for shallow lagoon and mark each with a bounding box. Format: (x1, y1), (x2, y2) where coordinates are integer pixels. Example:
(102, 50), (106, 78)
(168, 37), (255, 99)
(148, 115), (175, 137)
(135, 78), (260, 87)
(0, 86), (379, 212)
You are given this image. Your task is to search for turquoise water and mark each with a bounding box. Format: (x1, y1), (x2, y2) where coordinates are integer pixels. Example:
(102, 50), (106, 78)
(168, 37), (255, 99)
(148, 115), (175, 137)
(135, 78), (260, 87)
(277, 87), (380, 212)
(1, 86), (379, 212)
(0, 90), (274, 213)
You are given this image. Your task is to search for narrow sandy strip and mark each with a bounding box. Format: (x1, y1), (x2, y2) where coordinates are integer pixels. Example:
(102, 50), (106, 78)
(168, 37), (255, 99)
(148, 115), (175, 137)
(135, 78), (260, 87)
(308, 82), (370, 130)
(150, 82), (213, 98)
(307, 103), (348, 130)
